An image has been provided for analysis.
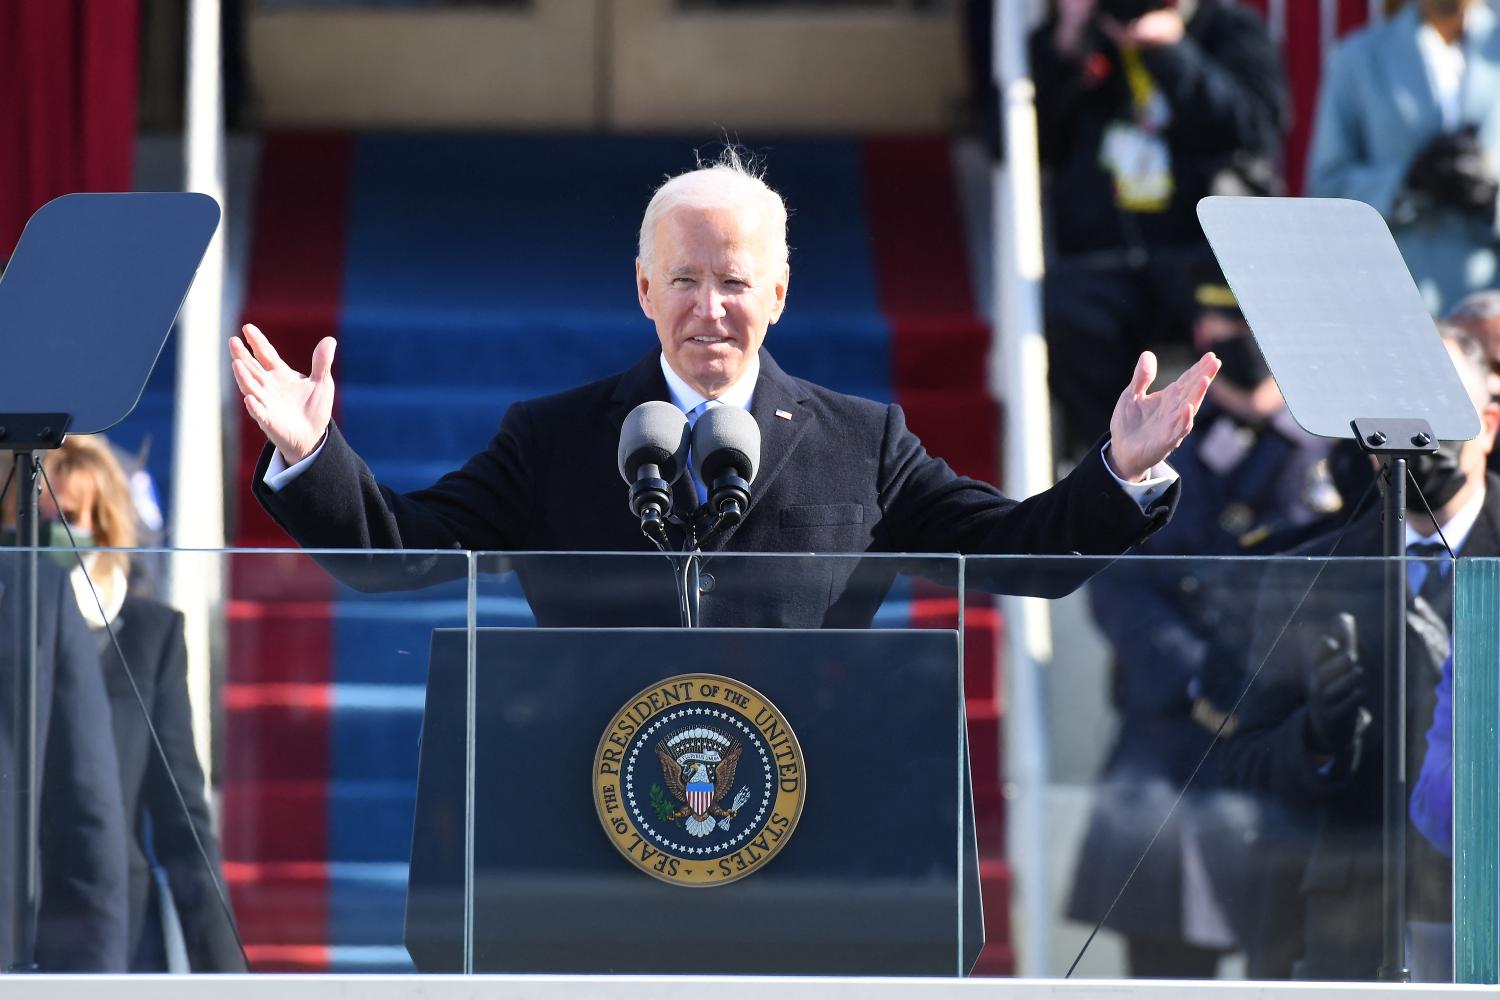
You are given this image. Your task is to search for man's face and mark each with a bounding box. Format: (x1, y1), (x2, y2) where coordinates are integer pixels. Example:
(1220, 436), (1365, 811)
(1451, 315), (1500, 400)
(1449, 339), (1500, 480)
(636, 204), (789, 399)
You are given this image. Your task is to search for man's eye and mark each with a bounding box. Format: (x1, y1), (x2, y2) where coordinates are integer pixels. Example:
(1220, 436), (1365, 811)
(723, 279), (747, 289)
(672, 277), (696, 287)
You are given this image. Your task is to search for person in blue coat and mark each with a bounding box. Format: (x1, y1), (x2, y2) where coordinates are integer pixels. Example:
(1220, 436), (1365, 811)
(1307, 0), (1500, 315)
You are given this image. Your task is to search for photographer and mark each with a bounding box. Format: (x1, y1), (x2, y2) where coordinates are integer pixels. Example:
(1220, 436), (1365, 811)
(1030, 0), (1286, 459)
(1307, 0), (1500, 315)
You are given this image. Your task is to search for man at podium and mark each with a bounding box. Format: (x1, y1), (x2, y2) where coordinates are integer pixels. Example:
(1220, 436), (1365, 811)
(229, 152), (1220, 612)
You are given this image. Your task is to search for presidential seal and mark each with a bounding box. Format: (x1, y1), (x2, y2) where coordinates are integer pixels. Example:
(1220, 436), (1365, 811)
(593, 674), (805, 887)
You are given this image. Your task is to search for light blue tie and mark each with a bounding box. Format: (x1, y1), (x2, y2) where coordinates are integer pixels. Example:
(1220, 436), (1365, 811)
(686, 400), (722, 505)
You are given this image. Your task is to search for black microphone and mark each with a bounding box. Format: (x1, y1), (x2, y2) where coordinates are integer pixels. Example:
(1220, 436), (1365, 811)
(617, 401), (690, 546)
(691, 405), (760, 532)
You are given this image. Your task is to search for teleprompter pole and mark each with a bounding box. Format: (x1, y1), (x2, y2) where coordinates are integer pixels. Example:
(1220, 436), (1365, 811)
(1353, 417), (1432, 984)
(8, 450), (39, 972)
(1377, 454), (1410, 984)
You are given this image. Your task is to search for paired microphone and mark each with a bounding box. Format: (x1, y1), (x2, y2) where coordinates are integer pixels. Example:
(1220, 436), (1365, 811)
(616, 400), (761, 547)
(617, 401), (690, 547)
(692, 405), (759, 531)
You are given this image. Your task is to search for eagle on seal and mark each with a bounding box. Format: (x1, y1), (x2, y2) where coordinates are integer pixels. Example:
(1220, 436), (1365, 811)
(656, 726), (745, 837)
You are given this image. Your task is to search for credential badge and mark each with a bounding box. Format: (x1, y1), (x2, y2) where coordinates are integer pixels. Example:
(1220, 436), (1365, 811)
(593, 673), (805, 887)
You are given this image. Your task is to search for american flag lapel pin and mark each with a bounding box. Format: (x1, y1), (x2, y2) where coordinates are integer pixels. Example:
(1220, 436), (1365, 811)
(775, 409), (793, 420)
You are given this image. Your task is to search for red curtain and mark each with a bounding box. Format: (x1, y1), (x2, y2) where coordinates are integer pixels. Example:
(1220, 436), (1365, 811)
(0, 0), (139, 258)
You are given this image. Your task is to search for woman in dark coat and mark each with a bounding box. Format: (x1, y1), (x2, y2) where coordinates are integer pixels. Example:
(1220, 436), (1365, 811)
(42, 435), (245, 971)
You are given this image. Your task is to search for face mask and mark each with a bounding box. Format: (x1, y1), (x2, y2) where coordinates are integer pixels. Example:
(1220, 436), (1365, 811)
(42, 521), (94, 568)
(1214, 333), (1271, 390)
(0, 524), (91, 554)
(1407, 441), (1469, 513)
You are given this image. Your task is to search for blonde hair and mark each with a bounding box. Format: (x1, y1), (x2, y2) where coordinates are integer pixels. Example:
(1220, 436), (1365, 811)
(42, 435), (139, 578)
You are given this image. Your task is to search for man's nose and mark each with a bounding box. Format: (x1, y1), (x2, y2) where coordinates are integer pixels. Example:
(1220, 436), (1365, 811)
(694, 285), (727, 320)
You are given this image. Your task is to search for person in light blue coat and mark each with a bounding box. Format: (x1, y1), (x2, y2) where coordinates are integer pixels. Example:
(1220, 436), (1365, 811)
(1307, 0), (1500, 315)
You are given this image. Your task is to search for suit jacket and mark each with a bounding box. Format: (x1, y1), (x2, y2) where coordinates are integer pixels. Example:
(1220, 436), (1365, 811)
(101, 594), (244, 971)
(1221, 478), (1500, 979)
(0, 558), (128, 971)
(254, 350), (1177, 626)
(1307, 3), (1500, 314)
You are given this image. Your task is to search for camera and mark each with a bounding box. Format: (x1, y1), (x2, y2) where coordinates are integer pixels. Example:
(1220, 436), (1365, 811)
(1098, 0), (1170, 20)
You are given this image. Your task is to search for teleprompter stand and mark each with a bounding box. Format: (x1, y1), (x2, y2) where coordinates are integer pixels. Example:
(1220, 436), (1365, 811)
(0, 193), (218, 970)
(1199, 197), (1480, 981)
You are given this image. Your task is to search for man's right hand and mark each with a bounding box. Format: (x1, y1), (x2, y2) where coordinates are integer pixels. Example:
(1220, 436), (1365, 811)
(229, 324), (337, 465)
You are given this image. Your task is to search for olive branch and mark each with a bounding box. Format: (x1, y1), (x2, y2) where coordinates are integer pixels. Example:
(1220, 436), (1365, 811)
(650, 784), (676, 822)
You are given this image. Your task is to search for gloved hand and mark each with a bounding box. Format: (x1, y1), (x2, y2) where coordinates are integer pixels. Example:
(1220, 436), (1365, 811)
(1405, 127), (1500, 216)
(1302, 612), (1368, 756)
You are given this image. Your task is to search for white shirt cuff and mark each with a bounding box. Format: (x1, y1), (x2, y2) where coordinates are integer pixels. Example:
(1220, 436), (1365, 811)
(264, 434), (328, 492)
(1101, 443), (1178, 512)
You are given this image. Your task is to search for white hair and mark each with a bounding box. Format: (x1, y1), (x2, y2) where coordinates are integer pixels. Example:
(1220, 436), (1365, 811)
(638, 148), (789, 270)
(1445, 290), (1500, 324)
(1437, 322), (1491, 406)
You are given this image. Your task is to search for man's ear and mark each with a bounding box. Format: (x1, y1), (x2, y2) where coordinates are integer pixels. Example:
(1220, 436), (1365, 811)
(636, 258), (656, 320)
(769, 264), (790, 325)
(1480, 399), (1500, 455)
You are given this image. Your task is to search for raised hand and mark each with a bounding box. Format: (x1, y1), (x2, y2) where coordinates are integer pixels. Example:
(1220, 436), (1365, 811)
(229, 324), (337, 465)
(1107, 350), (1220, 482)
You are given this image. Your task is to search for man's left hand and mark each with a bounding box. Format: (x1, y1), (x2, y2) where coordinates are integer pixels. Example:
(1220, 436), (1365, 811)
(1107, 350), (1220, 482)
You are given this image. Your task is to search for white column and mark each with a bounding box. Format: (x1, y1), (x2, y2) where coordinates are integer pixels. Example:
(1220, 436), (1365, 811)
(1268, 0), (1287, 46)
(174, 0), (228, 787)
(1321, 0), (1339, 69)
(993, 0), (1055, 977)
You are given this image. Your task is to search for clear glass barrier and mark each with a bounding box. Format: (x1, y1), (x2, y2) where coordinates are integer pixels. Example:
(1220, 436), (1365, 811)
(970, 553), (1462, 984)
(8, 545), (1489, 982)
(2, 547), (476, 972)
(466, 551), (967, 976)
(215, 548), (473, 974)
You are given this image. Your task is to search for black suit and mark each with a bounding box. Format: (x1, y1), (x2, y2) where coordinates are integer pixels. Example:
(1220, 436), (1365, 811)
(0, 558), (128, 971)
(101, 594), (243, 971)
(1221, 479), (1500, 980)
(254, 349), (1176, 623)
